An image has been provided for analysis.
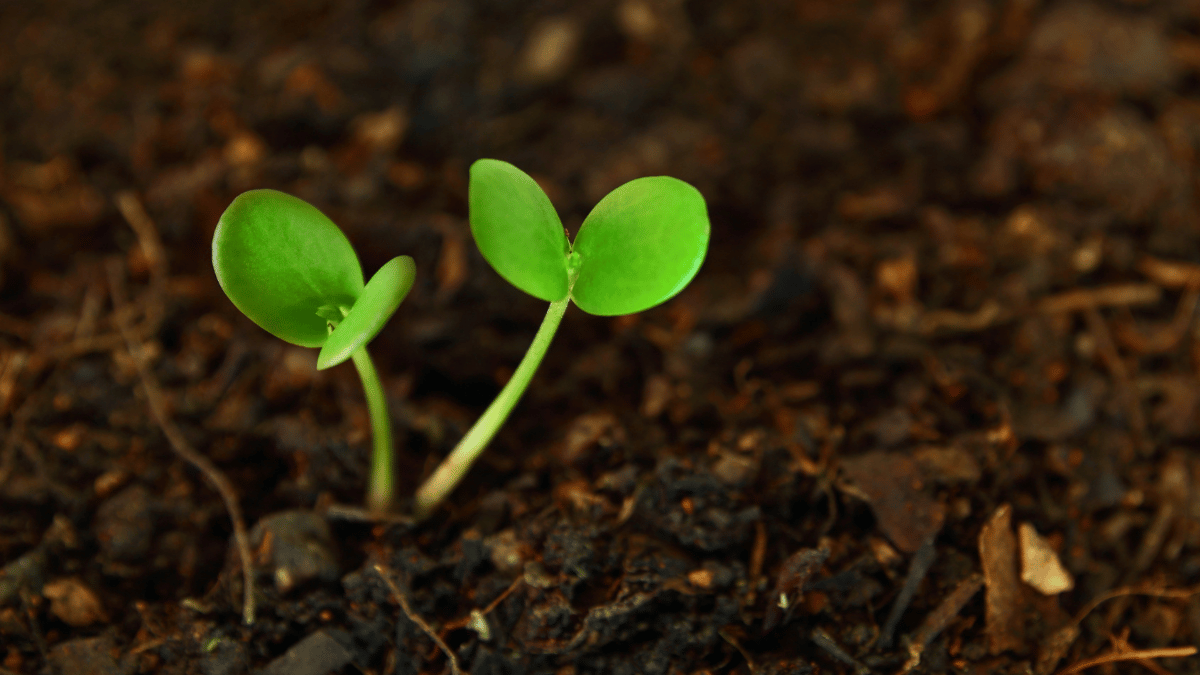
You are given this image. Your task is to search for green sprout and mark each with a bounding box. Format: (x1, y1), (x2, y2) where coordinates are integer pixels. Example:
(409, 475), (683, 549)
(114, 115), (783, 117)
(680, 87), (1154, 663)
(412, 159), (709, 517)
(212, 189), (416, 513)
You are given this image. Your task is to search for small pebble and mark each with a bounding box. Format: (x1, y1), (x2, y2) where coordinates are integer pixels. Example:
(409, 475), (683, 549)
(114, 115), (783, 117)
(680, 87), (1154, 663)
(249, 510), (340, 593)
(259, 630), (352, 675)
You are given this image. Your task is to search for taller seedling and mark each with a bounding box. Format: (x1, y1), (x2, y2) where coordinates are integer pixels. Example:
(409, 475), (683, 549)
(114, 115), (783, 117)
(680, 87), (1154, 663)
(414, 159), (709, 517)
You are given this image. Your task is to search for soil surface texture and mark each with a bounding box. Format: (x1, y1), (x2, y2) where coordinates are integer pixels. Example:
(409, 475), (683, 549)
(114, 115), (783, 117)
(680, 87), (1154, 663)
(3, 1), (1200, 674)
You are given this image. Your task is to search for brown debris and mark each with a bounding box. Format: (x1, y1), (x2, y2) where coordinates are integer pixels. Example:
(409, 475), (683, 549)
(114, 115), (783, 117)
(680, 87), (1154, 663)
(1036, 284), (1162, 315)
(1, 157), (105, 232)
(1055, 645), (1196, 675)
(6, 2), (1200, 673)
(762, 544), (830, 631)
(106, 260), (256, 625)
(432, 215), (469, 302)
(1138, 255), (1200, 288)
(980, 504), (1024, 655)
(901, 573), (984, 673)
(1083, 306), (1148, 454)
(910, 445), (982, 484)
(375, 563), (462, 675)
(838, 451), (945, 553)
(42, 577), (107, 627)
(557, 411), (624, 466)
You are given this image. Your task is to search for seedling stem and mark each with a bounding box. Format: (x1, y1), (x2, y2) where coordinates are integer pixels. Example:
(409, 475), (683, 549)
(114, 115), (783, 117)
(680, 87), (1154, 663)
(413, 283), (572, 517)
(351, 345), (394, 513)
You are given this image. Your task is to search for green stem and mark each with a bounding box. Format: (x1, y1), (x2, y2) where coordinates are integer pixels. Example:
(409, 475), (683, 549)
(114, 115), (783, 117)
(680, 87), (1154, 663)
(413, 295), (570, 518)
(351, 346), (393, 513)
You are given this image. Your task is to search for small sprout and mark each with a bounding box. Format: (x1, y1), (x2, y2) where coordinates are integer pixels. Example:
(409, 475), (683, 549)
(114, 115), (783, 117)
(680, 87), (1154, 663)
(413, 159), (709, 517)
(212, 189), (416, 513)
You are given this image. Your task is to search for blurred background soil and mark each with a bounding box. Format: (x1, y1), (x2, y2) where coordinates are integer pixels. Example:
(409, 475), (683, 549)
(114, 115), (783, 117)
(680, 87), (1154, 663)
(3, 0), (1200, 673)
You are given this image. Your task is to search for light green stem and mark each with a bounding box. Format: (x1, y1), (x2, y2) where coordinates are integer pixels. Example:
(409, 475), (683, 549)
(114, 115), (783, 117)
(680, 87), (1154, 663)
(351, 346), (393, 513)
(413, 295), (570, 517)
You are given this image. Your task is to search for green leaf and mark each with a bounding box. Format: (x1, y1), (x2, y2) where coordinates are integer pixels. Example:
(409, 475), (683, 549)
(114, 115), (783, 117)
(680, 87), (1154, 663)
(570, 176), (709, 316)
(318, 256), (417, 369)
(213, 189), (364, 347)
(469, 159), (569, 302)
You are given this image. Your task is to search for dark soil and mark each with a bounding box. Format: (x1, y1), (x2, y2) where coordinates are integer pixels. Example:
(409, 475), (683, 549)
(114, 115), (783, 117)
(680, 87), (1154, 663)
(3, 1), (1200, 674)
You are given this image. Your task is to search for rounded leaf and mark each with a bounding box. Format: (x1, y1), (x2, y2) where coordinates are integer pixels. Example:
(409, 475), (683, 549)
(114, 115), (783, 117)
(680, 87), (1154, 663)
(213, 190), (364, 347)
(318, 256), (417, 369)
(570, 177), (709, 316)
(469, 159), (569, 302)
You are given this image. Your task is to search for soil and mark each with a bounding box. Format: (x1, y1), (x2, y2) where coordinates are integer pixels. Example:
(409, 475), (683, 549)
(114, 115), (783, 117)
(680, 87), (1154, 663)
(3, 1), (1200, 674)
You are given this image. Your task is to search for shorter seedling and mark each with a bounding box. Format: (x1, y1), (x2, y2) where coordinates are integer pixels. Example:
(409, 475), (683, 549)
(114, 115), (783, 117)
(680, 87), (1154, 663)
(213, 190), (416, 513)
(413, 159), (709, 516)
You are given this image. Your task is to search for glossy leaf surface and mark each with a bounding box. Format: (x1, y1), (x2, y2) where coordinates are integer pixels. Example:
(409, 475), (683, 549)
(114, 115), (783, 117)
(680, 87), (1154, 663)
(469, 159), (569, 302)
(571, 176), (709, 316)
(318, 256), (416, 369)
(213, 189), (364, 347)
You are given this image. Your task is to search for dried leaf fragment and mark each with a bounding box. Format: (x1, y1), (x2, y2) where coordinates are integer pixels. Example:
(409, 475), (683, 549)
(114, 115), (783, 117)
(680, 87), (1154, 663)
(839, 451), (945, 553)
(1019, 522), (1074, 595)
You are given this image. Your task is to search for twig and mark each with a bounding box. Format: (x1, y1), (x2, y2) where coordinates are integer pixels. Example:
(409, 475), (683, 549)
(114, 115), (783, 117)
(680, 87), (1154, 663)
(718, 628), (755, 672)
(1138, 255), (1200, 288)
(812, 628), (869, 675)
(1037, 584), (1200, 675)
(878, 535), (937, 648)
(1108, 630), (1172, 675)
(0, 350), (27, 414)
(440, 574), (524, 634)
(19, 437), (73, 503)
(73, 277), (104, 341)
(105, 259), (256, 625)
(745, 520), (766, 605)
(1054, 646), (1195, 675)
(374, 562), (462, 675)
(1070, 585), (1200, 627)
(900, 573), (984, 673)
(1113, 283), (1200, 354)
(0, 395), (37, 490)
(1037, 284), (1161, 314)
(919, 299), (1004, 334)
(21, 590), (48, 661)
(114, 191), (167, 337)
(1083, 307), (1148, 455)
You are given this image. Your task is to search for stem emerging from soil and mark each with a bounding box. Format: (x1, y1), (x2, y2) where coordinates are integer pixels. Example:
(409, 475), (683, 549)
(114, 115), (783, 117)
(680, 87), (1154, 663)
(351, 346), (394, 513)
(413, 295), (570, 518)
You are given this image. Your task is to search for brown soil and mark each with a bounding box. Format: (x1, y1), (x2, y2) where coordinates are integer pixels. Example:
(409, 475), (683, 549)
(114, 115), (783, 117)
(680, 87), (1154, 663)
(2, 1), (1200, 674)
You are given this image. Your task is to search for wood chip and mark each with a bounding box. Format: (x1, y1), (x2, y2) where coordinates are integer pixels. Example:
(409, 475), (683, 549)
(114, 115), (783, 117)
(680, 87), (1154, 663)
(979, 503), (1023, 654)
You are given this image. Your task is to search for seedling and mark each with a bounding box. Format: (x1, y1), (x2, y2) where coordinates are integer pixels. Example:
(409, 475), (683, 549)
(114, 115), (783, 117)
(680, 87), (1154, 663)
(212, 189), (416, 513)
(413, 159), (709, 516)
